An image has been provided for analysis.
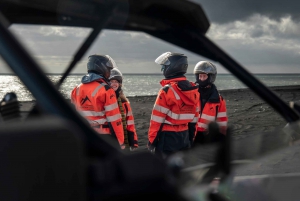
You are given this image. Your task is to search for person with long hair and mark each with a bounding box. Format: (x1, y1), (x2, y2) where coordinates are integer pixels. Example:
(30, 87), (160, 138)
(109, 68), (139, 151)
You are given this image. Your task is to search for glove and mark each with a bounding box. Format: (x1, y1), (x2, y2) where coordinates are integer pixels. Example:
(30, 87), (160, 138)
(147, 141), (155, 153)
(130, 146), (138, 151)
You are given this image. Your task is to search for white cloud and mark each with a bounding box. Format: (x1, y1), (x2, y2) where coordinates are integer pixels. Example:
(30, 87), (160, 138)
(1, 15), (300, 74)
(208, 14), (300, 50)
(43, 27), (90, 37)
(12, 25), (91, 38)
(206, 14), (300, 69)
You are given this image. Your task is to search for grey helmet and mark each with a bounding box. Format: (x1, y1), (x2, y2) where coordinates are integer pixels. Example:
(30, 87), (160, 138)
(87, 54), (117, 79)
(155, 52), (188, 78)
(109, 68), (123, 83)
(194, 61), (217, 84)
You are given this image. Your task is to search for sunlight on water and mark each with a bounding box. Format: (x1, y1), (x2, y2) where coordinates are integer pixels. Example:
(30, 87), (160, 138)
(0, 74), (300, 101)
(0, 76), (33, 101)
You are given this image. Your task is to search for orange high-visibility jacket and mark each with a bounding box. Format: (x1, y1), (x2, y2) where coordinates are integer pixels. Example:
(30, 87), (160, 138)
(148, 77), (200, 145)
(71, 78), (124, 146)
(122, 101), (138, 147)
(197, 86), (228, 135)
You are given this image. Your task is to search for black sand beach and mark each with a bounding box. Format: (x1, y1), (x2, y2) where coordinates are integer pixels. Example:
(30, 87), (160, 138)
(18, 85), (300, 176)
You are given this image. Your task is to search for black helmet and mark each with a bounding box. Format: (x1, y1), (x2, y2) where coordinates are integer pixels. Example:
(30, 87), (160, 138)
(193, 61), (217, 84)
(155, 52), (188, 78)
(87, 54), (117, 79)
(108, 68), (123, 83)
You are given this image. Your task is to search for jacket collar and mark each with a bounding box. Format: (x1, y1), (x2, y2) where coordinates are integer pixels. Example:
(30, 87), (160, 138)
(160, 76), (187, 87)
(81, 73), (107, 84)
(207, 84), (220, 103)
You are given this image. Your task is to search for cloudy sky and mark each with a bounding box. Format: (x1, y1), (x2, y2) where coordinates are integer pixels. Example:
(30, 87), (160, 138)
(1, 0), (300, 74)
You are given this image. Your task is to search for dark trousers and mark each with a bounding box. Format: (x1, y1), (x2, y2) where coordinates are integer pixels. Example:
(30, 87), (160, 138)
(193, 131), (225, 147)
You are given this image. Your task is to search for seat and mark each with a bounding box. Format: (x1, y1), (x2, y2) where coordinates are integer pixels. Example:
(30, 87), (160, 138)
(0, 116), (87, 201)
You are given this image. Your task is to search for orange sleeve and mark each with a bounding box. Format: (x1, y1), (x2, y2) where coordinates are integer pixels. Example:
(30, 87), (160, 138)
(70, 86), (78, 105)
(148, 89), (168, 145)
(194, 100), (200, 139)
(123, 102), (138, 147)
(217, 96), (228, 135)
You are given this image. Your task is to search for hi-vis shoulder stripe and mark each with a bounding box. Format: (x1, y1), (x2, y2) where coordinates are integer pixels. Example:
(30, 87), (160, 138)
(151, 115), (165, 123)
(191, 116), (199, 123)
(168, 112), (195, 120)
(153, 104), (195, 120)
(92, 83), (107, 97)
(76, 84), (82, 95)
(87, 113), (124, 124)
(169, 86), (180, 100)
(201, 114), (216, 121)
(127, 111), (133, 116)
(105, 102), (119, 111)
(88, 118), (107, 124)
(164, 120), (172, 124)
(127, 120), (135, 125)
(80, 110), (105, 117)
(107, 113), (122, 122)
(154, 104), (170, 114)
(197, 121), (228, 128)
(198, 122), (208, 129)
(217, 112), (227, 117)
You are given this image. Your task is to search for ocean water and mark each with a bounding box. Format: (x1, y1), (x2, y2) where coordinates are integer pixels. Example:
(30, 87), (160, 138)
(1, 74), (300, 101)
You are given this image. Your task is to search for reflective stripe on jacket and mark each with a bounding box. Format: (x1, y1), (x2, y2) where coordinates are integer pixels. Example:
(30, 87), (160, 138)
(198, 94), (228, 135)
(122, 101), (138, 147)
(71, 79), (124, 145)
(148, 76), (200, 146)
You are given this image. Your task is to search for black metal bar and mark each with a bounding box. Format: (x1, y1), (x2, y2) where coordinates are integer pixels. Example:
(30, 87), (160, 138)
(148, 26), (299, 123)
(56, 29), (97, 87)
(193, 34), (300, 123)
(56, 2), (124, 88)
(56, 17), (108, 88)
(0, 11), (121, 157)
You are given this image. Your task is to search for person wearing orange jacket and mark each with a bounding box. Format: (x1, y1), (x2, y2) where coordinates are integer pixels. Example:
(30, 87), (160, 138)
(71, 54), (124, 149)
(148, 52), (200, 157)
(192, 61), (228, 146)
(109, 68), (139, 151)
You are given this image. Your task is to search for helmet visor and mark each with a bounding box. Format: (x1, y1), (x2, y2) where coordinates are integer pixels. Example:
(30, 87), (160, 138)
(105, 55), (118, 68)
(155, 52), (172, 65)
(155, 52), (185, 66)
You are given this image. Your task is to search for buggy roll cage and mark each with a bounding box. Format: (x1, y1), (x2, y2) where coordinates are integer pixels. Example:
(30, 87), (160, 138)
(1, 0), (300, 193)
(1, 0), (298, 124)
(1, 0), (300, 165)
